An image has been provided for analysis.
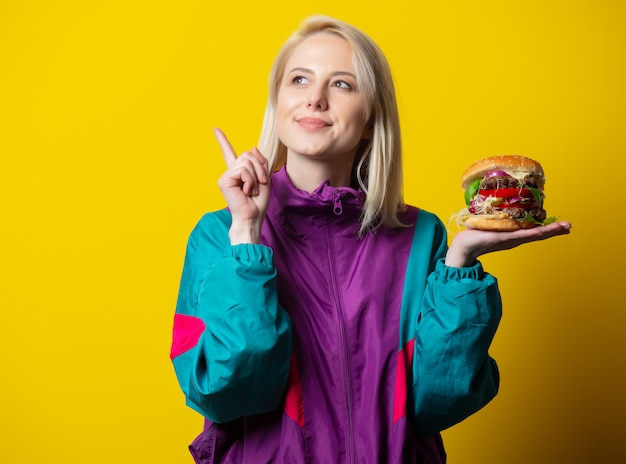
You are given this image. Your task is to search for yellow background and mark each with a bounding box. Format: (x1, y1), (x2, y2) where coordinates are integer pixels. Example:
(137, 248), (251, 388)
(1, 1), (625, 463)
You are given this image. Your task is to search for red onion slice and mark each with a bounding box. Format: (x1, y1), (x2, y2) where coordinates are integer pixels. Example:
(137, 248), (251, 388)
(485, 170), (508, 178)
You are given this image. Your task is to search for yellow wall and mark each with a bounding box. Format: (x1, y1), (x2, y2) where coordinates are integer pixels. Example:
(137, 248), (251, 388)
(1, 1), (624, 462)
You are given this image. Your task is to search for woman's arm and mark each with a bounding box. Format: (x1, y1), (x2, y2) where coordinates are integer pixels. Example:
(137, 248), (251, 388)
(410, 218), (571, 435)
(170, 211), (292, 423)
(410, 258), (501, 436)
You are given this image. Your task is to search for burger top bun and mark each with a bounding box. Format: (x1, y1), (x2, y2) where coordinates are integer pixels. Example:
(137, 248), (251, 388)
(461, 155), (545, 190)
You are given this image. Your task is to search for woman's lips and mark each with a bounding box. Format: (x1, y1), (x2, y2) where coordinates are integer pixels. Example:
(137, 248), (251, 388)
(297, 117), (331, 130)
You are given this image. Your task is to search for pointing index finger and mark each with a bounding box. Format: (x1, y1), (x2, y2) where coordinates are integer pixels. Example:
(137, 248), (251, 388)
(213, 128), (237, 168)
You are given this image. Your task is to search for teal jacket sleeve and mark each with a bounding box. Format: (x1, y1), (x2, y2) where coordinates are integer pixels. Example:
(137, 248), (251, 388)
(405, 212), (501, 436)
(170, 210), (292, 423)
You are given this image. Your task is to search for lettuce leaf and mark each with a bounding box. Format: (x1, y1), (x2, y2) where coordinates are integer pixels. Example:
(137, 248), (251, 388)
(522, 212), (558, 226)
(464, 179), (481, 206)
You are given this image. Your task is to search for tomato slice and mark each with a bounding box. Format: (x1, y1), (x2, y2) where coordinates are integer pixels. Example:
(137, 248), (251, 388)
(478, 188), (532, 198)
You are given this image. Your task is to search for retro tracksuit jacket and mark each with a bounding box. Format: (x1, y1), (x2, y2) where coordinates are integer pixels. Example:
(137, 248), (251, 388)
(171, 166), (502, 463)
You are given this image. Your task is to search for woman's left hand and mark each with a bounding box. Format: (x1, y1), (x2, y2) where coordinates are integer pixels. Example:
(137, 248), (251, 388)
(445, 221), (572, 268)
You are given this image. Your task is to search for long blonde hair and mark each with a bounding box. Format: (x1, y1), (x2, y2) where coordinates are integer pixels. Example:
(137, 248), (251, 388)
(258, 16), (406, 234)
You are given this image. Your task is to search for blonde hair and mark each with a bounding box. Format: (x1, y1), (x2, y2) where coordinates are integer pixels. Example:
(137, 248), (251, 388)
(258, 15), (406, 234)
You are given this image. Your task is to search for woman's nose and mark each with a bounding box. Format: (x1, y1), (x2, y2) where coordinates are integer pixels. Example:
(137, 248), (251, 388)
(307, 87), (328, 110)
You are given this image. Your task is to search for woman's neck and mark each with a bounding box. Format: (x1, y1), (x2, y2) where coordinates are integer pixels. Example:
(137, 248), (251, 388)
(285, 154), (354, 193)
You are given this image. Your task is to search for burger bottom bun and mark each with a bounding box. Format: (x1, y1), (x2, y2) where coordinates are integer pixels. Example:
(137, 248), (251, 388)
(463, 214), (538, 231)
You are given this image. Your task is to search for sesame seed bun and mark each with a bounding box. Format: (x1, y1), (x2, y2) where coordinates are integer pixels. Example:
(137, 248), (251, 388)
(461, 155), (545, 190)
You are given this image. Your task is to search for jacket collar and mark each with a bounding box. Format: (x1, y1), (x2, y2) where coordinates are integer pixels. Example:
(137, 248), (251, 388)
(267, 166), (365, 236)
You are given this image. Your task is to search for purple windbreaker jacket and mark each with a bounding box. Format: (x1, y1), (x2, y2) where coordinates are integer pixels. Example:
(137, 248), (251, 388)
(171, 167), (502, 463)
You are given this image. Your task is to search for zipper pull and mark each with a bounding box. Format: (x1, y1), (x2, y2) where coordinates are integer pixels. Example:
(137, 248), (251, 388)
(333, 192), (344, 215)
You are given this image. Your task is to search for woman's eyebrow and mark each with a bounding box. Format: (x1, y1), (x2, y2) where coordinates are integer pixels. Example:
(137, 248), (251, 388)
(287, 66), (357, 79)
(288, 67), (313, 74)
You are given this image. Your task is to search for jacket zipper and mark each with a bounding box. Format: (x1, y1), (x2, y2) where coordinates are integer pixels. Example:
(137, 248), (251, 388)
(326, 192), (356, 463)
(333, 191), (344, 215)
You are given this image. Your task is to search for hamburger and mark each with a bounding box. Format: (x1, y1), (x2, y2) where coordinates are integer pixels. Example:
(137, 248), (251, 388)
(458, 155), (556, 231)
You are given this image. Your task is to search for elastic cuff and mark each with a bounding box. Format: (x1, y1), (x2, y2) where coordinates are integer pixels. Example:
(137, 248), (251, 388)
(227, 243), (274, 265)
(434, 257), (484, 281)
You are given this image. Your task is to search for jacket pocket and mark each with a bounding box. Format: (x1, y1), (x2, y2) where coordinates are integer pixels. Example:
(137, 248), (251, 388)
(188, 411), (310, 464)
(189, 424), (216, 464)
(189, 419), (243, 464)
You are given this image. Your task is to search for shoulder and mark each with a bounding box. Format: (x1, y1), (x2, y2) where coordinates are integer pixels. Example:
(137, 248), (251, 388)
(400, 205), (445, 232)
(194, 208), (232, 230)
(187, 209), (232, 253)
(402, 206), (448, 256)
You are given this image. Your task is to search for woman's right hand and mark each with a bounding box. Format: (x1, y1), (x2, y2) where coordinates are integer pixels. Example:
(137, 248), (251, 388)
(214, 128), (270, 245)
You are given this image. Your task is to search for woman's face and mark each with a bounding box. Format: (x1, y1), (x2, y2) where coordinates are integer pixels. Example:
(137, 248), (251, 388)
(276, 32), (370, 166)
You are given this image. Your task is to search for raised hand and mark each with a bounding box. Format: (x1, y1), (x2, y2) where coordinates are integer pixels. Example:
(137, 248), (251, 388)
(445, 221), (572, 268)
(214, 128), (270, 245)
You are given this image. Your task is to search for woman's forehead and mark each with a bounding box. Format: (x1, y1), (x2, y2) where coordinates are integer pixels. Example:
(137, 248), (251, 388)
(287, 32), (352, 63)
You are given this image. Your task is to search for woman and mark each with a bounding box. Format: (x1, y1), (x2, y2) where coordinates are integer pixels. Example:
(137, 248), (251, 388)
(171, 15), (571, 463)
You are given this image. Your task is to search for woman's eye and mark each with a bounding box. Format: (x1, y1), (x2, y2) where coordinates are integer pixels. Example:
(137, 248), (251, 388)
(333, 80), (352, 90)
(292, 76), (309, 85)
